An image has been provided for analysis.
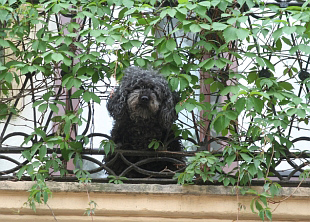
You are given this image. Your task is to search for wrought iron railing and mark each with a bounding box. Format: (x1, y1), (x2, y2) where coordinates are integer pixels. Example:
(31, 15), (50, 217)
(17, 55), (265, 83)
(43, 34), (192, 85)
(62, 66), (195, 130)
(1, 1), (310, 186)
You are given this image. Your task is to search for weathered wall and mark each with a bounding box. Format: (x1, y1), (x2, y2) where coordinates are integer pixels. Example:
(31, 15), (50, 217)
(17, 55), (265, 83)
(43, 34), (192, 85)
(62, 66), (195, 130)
(0, 181), (309, 222)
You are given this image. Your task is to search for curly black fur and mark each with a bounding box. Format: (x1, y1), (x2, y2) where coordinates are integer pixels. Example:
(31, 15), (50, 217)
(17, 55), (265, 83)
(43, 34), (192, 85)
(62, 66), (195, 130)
(105, 66), (184, 178)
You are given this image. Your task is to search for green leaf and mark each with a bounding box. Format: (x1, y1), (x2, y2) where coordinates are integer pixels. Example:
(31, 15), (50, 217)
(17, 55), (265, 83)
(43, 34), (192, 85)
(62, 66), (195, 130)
(236, 28), (250, 40)
(220, 85), (239, 96)
(270, 183), (280, 196)
(223, 26), (238, 41)
(186, 3), (196, 10)
(258, 210), (265, 221)
(240, 153), (252, 163)
(170, 77), (179, 91)
(22, 150), (32, 162)
(43, 191), (49, 204)
(176, 7), (187, 15)
(73, 78), (82, 88)
(235, 97), (246, 114)
(185, 102), (196, 112)
(0, 66), (7, 71)
(260, 196), (268, 207)
(52, 4), (62, 13)
(38, 103), (48, 112)
(173, 53), (182, 65)
(217, 0), (228, 11)
(210, 81), (223, 93)
(4, 72), (13, 82)
(262, 58), (275, 71)
(226, 154), (236, 166)
(39, 145), (47, 160)
(90, 92), (101, 104)
(30, 99), (42, 108)
(289, 45), (299, 55)
(251, 97), (264, 113)
(71, 89), (84, 98)
(0, 39), (10, 47)
(106, 36), (115, 46)
(55, 37), (64, 46)
(248, 164), (257, 177)
(35, 128), (46, 139)
(225, 110), (238, 120)
(166, 39), (177, 51)
(64, 36), (72, 46)
(0, 9), (9, 22)
(204, 77), (214, 84)
(31, 40), (39, 51)
(83, 91), (91, 102)
(190, 24), (201, 33)
(104, 141), (112, 154)
(275, 38), (282, 50)
(297, 109), (306, 118)
(130, 40), (142, 47)
(49, 104), (59, 114)
(167, 8), (176, 17)
(136, 58), (146, 67)
(266, 210), (272, 221)
(198, 1), (211, 8)
(287, 108), (297, 116)
(283, 26), (296, 35)
(281, 36), (292, 46)
(255, 200), (263, 211)
(199, 24), (211, 30)
(52, 53), (64, 63)
(272, 28), (283, 40)
(211, 0), (221, 7)
(123, 0), (134, 8)
(292, 97), (302, 105)
(299, 44), (310, 54)
(256, 57), (265, 67)
(63, 120), (71, 137)
(279, 81), (293, 91)
(250, 199), (256, 213)
(215, 59), (226, 69)
(199, 58), (215, 70)
(212, 22), (228, 31)
(16, 165), (27, 179)
(179, 77), (188, 90)
(213, 115), (230, 133)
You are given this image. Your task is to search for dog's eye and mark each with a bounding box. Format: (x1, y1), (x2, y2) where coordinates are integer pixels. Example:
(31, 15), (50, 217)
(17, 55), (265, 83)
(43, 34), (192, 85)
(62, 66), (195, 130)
(153, 91), (160, 99)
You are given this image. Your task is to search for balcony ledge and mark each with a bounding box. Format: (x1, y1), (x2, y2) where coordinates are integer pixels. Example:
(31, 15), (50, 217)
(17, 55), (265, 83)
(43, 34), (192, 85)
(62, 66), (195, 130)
(0, 181), (310, 222)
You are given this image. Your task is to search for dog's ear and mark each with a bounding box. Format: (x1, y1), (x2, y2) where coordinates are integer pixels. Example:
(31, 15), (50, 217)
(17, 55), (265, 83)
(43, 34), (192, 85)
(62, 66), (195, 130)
(158, 89), (179, 130)
(106, 67), (136, 120)
(107, 87), (128, 120)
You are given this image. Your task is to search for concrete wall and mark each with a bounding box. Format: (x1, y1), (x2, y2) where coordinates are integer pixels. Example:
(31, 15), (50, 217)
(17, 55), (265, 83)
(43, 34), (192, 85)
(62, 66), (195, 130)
(0, 181), (309, 222)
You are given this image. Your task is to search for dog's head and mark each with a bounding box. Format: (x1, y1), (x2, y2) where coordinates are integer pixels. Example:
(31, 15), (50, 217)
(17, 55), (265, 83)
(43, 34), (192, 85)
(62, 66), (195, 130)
(127, 86), (160, 120)
(107, 66), (178, 129)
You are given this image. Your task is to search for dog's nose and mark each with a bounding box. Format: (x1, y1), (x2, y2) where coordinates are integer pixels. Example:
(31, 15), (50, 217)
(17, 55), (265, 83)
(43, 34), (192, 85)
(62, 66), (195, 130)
(141, 96), (149, 103)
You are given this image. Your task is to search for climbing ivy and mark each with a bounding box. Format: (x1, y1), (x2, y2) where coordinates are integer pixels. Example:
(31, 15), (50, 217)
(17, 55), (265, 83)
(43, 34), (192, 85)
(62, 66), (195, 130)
(1, 0), (310, 220)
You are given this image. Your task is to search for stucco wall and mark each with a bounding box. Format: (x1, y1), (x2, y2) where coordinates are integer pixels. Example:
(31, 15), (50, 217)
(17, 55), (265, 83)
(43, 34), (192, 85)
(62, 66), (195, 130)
(0, 181), (309, 222)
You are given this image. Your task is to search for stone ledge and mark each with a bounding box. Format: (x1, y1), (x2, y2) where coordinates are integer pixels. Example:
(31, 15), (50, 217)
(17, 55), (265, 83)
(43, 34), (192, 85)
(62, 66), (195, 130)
(0, 181), (310, 222)
(1, 180), (310, 197)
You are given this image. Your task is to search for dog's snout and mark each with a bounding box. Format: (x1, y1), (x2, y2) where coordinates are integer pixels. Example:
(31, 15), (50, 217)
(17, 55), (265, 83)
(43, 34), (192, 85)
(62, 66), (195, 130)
(141, 96), (149, 102)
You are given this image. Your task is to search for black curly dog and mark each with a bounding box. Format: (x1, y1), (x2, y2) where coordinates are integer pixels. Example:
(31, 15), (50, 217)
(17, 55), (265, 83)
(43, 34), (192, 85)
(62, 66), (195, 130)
(105, 66), (184, 178)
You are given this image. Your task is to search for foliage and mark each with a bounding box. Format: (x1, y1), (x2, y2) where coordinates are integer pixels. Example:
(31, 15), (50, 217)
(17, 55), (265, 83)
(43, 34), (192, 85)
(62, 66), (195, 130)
(1, 0), (310, 220)
(84, 200), (97, 216)
(24, 177), (52, 212)
(107, 175), (128, 184)
(100, 139), (115, 155)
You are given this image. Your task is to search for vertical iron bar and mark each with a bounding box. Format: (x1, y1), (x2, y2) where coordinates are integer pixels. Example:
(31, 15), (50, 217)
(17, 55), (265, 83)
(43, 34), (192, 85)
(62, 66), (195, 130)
(0, 74), (30, 143)
(29, 72), (38, 142)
